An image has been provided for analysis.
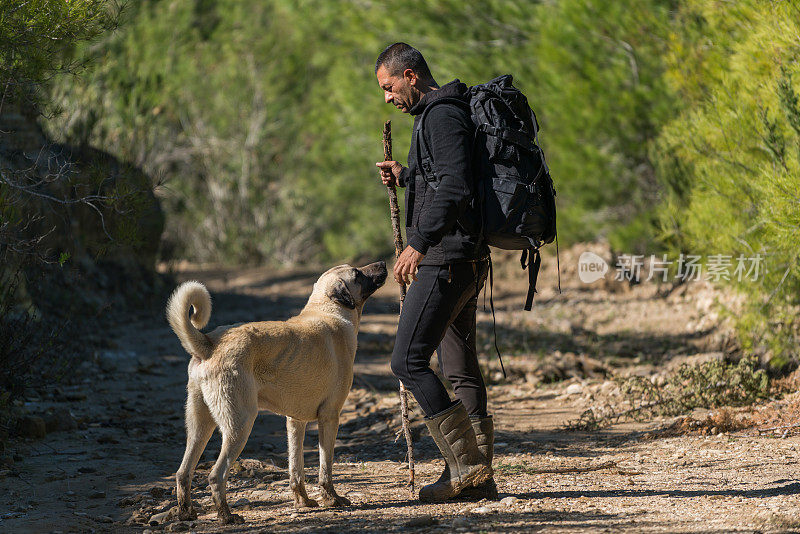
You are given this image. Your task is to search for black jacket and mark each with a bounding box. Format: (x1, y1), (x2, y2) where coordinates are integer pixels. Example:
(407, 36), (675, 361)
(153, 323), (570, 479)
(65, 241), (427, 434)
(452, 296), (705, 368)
(400, 79), (489, 265)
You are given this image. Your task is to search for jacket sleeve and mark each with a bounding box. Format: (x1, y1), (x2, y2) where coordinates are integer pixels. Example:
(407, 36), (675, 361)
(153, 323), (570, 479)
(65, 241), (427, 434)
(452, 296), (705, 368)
(407, 104), (475, 254)
(397, 165), (411, 188)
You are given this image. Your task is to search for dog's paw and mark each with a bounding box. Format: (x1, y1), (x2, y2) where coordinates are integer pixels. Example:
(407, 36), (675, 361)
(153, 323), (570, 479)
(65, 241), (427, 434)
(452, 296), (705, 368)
(293, 496), (319, 509)
(320, 493), (351, 508)
(177, 507), (197, 521)
(218, 512), (245, 525)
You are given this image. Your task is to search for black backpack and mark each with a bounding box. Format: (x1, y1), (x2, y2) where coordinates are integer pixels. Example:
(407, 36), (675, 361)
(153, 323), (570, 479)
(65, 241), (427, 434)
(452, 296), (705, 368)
(416, 74), (559, 310)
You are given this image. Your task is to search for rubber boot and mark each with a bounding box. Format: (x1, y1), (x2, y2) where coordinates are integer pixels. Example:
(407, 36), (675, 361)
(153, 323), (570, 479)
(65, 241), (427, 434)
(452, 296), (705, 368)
(418, 401), (492, 502)
(461, 415), (499, 499)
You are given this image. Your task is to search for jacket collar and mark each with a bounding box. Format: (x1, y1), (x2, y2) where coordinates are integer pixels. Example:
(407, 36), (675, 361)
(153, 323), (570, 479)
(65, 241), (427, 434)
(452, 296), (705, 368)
(409, 79), (469, 116)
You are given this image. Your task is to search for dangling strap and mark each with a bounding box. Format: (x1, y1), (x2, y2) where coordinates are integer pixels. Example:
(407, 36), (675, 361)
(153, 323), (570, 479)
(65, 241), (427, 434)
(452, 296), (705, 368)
(523, 247), (542, 311)
(555, 230), (562, 294)
(487, 256), (506, 378)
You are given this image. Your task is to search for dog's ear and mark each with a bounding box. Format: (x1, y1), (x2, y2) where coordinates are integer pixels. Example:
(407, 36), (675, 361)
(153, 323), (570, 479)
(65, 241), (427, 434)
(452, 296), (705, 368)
(328, 279), (356, 309)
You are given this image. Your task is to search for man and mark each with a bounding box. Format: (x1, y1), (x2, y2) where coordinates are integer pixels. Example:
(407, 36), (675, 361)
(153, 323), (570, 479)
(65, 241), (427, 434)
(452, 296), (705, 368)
(374, 42), (496, 502)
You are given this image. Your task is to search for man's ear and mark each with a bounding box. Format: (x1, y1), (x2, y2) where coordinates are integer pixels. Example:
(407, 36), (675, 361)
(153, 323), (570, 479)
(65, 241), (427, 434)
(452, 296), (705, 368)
(328, 279), (356, 309)
(403, 68), (417, 86)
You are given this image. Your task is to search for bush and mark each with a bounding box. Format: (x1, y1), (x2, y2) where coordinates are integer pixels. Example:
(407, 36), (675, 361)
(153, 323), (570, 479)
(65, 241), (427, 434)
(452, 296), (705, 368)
(570, 356), (770, 430)
(654, 0), (800, 368)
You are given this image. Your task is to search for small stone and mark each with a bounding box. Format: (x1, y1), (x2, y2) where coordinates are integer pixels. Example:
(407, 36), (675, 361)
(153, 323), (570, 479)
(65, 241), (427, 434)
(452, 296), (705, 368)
(167, 523), (190, 532)
(149, 510), (171, 525)
(43, 409), (77, 433)
(472, 506), (492, 514)
(566, 383), (583, 395)
(232, 497), (251, 510)
(96, 516), (113, 523)
(405, 515), (437, 527)
(17, 415), (46, 439)
(452, 517), (471, 528)
(88, 490), (106, 499)
(500, 496), (519, 507)
(149, 487), (169, 498)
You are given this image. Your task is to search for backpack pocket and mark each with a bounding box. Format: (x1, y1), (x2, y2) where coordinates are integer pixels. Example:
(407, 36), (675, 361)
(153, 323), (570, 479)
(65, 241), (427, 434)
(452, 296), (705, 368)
(482, 173), (556, 249)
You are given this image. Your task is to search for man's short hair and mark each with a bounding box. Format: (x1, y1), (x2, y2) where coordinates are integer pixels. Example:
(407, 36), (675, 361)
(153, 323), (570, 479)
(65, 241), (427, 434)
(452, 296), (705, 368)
(375, 42), (433, 81)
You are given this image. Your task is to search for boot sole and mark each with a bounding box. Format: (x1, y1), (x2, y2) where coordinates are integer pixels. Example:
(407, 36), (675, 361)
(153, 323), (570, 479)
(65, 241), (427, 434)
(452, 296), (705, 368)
(461, 477), (499, 500)
(419, 465), (493, 503)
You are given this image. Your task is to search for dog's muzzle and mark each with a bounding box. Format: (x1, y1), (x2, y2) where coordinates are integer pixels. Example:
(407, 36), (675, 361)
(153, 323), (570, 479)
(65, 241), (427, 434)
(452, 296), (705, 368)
(360, 260), (388, 295)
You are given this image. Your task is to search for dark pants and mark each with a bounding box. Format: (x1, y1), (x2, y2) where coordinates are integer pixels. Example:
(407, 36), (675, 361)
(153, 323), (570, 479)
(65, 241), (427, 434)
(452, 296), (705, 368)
(390, 260), (489, 418)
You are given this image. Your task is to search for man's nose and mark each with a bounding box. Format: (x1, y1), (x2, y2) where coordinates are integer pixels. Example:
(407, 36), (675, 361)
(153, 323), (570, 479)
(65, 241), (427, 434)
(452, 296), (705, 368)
(384, 91), (393, 104)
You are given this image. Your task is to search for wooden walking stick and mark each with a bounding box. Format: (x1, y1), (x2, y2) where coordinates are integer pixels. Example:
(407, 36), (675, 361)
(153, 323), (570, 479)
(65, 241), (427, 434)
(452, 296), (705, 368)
(382, 120), (415, 499)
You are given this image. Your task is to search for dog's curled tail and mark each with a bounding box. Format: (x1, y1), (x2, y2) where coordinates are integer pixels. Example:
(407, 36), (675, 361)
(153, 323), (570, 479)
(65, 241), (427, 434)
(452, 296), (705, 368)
(167, 281), (213, 359)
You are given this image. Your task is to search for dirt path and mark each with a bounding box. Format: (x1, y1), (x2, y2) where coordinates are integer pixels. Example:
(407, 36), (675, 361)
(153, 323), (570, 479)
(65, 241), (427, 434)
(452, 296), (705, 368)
(2, 245), (800, 533)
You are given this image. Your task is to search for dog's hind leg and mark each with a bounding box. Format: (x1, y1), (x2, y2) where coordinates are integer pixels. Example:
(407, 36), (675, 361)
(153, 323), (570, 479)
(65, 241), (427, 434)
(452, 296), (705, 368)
(176, 383), (216, 521)
(318, 413), (351, 507)
(207, 394), (257, 525)
(287, 417), (318, 509)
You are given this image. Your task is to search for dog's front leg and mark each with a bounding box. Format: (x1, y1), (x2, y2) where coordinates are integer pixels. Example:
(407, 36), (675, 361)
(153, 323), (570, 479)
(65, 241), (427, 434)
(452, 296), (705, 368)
(317, 415), (351, 507)
(287, 417), (318, 509)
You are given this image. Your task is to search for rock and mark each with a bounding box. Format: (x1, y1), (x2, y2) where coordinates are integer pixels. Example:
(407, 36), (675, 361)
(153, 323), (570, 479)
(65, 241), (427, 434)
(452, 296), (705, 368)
(405, 515), (437, 527)
(149, 487), (169, 499)
(566, 383), (583, 395)
(452, 517), (471, 528)
(89, 490), (106, 499)
(43, 409), (77, 433)
(500, 496), (519, 507)
(471, 506), (493, 514)
(166, 523), (190, 532)
(149, 509), (171, 525)
(95, 515), (113, 523)
(17, 415), (46, 439)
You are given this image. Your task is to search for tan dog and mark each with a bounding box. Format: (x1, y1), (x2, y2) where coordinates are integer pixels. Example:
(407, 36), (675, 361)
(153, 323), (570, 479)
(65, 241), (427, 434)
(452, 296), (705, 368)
(166, 261), (387, 524)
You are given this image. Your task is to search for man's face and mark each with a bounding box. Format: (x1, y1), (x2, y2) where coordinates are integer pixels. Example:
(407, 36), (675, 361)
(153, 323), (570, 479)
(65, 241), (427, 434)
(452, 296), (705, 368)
(376, 65), (419, 114)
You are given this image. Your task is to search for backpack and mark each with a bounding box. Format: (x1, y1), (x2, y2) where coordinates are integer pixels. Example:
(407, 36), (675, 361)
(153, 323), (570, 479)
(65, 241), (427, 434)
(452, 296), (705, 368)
(416, 74), (559, 311)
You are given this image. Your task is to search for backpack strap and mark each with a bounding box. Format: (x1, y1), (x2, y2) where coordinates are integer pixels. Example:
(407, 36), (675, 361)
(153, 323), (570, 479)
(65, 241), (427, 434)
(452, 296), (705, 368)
(521, 247), (542, 311)
(414, 97), (472, 189)
(475, 123), (537, 152)
(486, 256), (507, 378)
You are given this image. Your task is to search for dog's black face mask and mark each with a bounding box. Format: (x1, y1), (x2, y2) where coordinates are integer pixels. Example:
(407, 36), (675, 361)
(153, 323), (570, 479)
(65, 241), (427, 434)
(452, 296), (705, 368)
(359, 261), (388, 296)
(326, 261), (387, 309)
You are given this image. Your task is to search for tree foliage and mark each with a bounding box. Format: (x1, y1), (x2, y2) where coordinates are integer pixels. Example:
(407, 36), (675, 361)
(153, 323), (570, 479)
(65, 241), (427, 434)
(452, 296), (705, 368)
(0, 0), (118, 112)
(654, 0), (800, 365)
(40, 0), (800, 364)
(45, 0), (679, 264)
